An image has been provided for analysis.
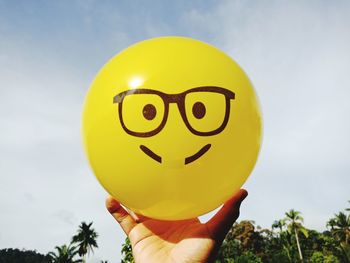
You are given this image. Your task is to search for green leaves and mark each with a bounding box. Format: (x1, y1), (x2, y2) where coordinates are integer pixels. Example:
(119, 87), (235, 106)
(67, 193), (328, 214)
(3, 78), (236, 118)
(71, 222), (98, 258)
(299, 225), (309, 238)
(214, 204), (350, 262)
(48, 221), (98, 263)
(121, 238), (134, 263)
(48, 244), (82, 263)
(71, 221), (98, 263)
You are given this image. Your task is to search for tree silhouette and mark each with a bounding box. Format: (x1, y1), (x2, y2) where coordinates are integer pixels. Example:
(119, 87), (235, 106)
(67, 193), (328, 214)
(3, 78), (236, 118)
(48, 244), (82, 263)
(328, 209), (350, 262)
(0, 248), (51, 263)
(328, 212), (350, 244)
(71, 222), (98, 263)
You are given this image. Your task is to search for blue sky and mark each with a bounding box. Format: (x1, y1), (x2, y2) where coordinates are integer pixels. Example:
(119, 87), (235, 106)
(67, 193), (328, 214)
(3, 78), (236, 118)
(1, 1), (350, 262)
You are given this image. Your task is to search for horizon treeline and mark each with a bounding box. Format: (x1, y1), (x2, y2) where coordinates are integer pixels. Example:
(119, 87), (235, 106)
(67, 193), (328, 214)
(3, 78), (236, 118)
(120, 203), (350, 263)
(0, 202), (348, 263)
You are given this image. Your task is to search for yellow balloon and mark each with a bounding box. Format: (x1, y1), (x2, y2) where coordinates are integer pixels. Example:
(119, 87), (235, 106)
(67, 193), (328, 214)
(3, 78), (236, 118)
(82, 37), (262, 220)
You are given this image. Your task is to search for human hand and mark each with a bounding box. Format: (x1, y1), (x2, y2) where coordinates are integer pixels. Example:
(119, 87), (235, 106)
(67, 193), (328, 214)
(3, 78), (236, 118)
(106, 189), (248, 263)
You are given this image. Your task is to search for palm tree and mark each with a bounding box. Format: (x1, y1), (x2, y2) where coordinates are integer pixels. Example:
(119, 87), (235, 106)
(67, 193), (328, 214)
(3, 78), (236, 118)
(284, 209), (308, 262)
(71, 221), (98, 263)
(272, 219), (286, 234)
(327, 208), (350, 262)
(271, 219), (293, 262)
(327, 217), (337, 231)
(48, 244), (82, 263)
(327, 212), (350, 244)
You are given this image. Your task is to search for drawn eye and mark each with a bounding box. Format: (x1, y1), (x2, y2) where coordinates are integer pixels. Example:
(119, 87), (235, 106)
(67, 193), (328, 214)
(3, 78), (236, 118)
(121, 94), (164, 134)
(185, 92), (226, 133)
(192, 102), (206, 119)
(143, 104), (157, 120)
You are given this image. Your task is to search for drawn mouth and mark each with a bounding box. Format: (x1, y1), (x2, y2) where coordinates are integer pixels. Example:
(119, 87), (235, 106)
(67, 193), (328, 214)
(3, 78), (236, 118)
(139, 144), (211, 165)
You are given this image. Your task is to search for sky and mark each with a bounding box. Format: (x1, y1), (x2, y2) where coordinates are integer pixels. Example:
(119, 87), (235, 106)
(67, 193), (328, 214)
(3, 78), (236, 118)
(0, 0), (349, 262)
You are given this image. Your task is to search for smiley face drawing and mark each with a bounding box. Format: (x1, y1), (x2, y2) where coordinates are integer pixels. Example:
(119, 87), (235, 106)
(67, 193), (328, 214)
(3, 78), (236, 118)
(82, 37), (262, 220)
(113, 86), (235, 165)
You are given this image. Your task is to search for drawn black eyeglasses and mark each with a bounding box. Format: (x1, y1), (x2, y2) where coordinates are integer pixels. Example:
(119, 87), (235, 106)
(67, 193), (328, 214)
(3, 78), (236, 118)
(113, 86), (235, 137)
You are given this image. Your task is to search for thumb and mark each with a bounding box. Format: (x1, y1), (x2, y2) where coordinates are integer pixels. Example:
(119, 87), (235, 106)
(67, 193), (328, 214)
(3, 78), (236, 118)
(206, 189), (248, 241)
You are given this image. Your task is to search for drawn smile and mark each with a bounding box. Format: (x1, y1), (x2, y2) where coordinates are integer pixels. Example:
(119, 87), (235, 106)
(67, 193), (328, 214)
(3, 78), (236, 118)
(139, 144), (212, 165)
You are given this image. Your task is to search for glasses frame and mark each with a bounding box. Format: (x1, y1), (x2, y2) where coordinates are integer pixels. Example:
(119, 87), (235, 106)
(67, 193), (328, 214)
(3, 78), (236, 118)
(113, 86), (235, 137)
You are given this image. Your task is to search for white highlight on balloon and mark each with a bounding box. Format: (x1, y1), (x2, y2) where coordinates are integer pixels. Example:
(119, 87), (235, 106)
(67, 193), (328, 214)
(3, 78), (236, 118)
(128, 77), (144, 89)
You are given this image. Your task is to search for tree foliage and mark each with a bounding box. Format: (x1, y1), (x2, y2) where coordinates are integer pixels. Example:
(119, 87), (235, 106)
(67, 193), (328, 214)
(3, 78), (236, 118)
(2, 204), (349, 263)
(0, 248), (51, 263)
(71, 221), (98, 262)
(214, 204), (350, 263)
(121, 237), (134, 263)
(120, 203), (349, 263)
(48, 244), (82, 263)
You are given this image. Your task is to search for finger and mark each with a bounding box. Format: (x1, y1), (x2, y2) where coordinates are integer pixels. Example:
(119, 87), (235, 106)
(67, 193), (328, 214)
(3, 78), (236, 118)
(206, 189), (248, 240)
(105, 196), (137, 235)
